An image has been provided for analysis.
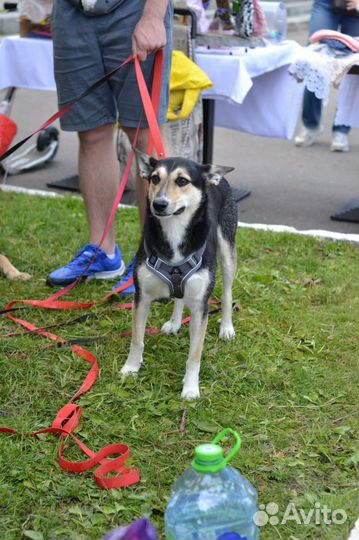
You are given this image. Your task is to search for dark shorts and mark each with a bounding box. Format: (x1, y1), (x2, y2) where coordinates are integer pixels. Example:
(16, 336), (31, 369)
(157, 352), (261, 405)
(52, 0), (173, 131)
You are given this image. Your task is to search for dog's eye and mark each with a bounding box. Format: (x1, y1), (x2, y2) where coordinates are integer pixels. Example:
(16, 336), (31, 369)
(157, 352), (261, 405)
(150, 175), (161, 185)
(175, 176), (190, 187)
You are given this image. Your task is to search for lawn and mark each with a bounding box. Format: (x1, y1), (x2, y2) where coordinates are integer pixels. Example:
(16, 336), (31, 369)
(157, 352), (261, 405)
(0, 190), (358, 540)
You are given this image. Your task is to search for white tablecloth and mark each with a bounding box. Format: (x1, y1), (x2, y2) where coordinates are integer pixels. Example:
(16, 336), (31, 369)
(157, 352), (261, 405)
(0, 36), (56, 91)
(0, 35), (304, 139)
(335, 74), (359, 128)
(196, 41), (304, 139)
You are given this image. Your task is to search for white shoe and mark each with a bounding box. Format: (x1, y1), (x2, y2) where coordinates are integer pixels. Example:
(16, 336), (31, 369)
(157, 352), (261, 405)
(330, 132), (349, 152)
(294, 126), (323, 147)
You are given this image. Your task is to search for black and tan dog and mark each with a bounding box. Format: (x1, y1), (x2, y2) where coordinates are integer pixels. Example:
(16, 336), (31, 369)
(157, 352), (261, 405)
(121, 152), (238, 399)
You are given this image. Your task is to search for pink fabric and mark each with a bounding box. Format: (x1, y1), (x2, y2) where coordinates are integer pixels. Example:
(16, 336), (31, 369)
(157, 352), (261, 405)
(185, 0), (210, 34)
(252, 0), (266, 37)
(310, 29), (359, 52)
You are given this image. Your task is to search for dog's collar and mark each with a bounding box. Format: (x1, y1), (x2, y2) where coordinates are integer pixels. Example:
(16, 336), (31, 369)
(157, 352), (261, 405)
(144, 241), (207, 299)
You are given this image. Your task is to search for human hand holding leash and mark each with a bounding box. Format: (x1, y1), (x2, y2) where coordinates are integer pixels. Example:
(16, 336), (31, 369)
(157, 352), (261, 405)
(132, 0), (169, 61)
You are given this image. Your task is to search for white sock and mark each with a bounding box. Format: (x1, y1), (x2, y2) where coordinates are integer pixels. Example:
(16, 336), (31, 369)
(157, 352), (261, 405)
(107, 252), (116, 260)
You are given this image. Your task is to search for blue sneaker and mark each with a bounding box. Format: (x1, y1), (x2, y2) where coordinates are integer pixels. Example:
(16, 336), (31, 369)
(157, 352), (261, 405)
(112, 257), (136, 295)
(47, 244), (125, 287)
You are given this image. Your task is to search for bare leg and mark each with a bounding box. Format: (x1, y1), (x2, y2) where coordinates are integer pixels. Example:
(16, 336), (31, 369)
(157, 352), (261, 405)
(78, 124), (119, 255)
(182, 306), (208, 400)
(121, 297), (152, 375)
(122, 124), (170, 228)
(162, 298), (185, 334)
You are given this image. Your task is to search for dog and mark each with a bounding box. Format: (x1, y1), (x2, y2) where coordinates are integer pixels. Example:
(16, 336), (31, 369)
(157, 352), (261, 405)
(0, 254), (31, 281)
(121, 152), (238, 399)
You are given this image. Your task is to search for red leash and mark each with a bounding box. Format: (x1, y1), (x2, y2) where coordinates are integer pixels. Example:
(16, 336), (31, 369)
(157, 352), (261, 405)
(0, 51), (166, 489)
(0, 55), (134, 162)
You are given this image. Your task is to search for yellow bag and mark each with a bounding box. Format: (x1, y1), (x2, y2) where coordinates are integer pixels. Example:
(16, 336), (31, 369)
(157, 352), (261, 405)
(168, 50), (213, 121)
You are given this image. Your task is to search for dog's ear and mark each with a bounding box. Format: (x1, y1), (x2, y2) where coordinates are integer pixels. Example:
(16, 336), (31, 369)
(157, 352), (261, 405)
(202, 164), (235, 186)
(134, 149), (158, 179)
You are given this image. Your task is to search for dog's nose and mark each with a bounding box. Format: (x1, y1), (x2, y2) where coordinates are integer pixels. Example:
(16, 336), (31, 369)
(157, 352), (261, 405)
(153, 197), (169, 213)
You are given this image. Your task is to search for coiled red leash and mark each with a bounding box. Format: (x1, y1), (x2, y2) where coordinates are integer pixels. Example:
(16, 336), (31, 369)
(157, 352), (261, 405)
(0, 51), (166, 488)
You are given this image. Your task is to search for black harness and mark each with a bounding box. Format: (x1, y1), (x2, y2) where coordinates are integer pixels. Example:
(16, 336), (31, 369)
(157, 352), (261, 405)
(144, 241), (207, 299)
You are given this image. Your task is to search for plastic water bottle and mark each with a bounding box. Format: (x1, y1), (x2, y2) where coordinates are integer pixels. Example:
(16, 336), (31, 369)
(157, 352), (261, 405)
(261, 1), (287, 43)
(165, 429), (259, 540)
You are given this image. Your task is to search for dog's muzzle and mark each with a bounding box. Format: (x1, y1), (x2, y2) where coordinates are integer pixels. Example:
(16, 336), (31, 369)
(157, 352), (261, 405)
(151, 197), (173, 217)
(151, 197), (185, 217)
(152, 197), (169, 215)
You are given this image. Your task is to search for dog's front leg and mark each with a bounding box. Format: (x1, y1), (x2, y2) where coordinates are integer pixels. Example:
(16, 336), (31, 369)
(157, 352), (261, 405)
(181, 305), (208, 400)
(121, 297), (151, 376)
(161, 298), (184, 334)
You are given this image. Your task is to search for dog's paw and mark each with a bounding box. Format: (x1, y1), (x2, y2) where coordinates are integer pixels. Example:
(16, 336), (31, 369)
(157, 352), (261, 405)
(120, 364), (140, 377)
(181, 386), (200, 400)
(8, 271), (32, 281)
(219, 324), (236, 340)
(161, 320), (181, 335)
(16, 272), (32, 281)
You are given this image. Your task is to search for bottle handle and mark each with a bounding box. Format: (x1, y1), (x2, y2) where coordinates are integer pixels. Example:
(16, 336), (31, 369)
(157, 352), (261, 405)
(212, 428), (242, 467)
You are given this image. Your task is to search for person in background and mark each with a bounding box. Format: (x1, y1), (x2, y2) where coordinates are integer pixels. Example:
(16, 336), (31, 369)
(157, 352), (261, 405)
(47, 0), (173, 294)
(294, 0), (359, 152)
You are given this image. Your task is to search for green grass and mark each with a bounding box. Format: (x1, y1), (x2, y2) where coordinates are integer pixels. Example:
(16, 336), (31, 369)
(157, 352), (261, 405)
(0, 190), (358, 540)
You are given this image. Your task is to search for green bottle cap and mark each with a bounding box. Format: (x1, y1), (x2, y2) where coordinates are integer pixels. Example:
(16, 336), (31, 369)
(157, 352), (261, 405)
(192, 444), (225, 473)
(192, 429), (242, 474)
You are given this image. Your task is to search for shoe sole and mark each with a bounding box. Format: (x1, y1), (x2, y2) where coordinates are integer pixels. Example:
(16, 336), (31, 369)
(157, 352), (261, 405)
(294, 139), (316, 148)
(330, 145), (349, 152)
(47, 260), (125, 287)
(294, 128), (324, 148)
(85, 260), (126, 282)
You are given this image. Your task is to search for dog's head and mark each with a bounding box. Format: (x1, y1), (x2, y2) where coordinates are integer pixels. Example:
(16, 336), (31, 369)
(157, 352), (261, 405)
(136, 151), (234, 219)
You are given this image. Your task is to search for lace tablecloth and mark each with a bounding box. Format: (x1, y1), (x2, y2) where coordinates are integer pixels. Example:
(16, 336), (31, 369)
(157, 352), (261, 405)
(289, 42), (359, 105)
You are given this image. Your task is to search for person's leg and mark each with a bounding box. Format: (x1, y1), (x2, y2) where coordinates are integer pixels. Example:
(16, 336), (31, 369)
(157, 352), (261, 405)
(302, 89), (323, 130)
(109, 125), (170, 294)
(121, 124), (170, 228)
(340, 9), (359, 37)
(302, 0), (341, 129)
(78, 124), (119, 255)
(48, 2), (126, 286)
(47, 124), (126, 286)
(295, 0), (343, 146)
(332, 124), (350, 134)
(102, 0), (173, 294)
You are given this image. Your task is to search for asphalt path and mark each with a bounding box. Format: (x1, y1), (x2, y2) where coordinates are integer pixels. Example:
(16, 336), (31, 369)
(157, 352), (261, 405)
(1, 27), (358, 235)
